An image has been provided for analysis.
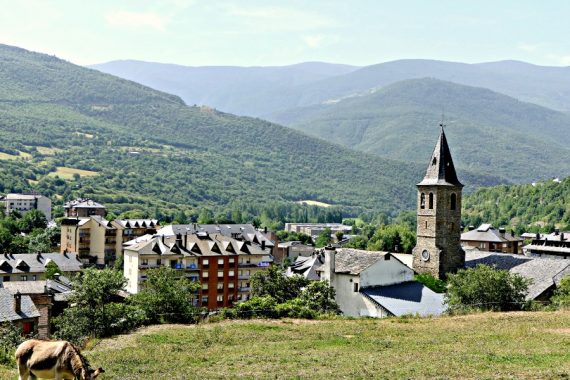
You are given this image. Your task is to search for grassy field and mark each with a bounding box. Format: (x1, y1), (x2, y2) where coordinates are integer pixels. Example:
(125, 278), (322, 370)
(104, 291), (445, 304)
(2, 311), (569, 379)
(47, 166), (99, 179)
(0, 151), (31, 160)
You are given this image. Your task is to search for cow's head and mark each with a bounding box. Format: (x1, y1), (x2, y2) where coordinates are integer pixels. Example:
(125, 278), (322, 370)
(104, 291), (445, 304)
(80, 366), (105, 380)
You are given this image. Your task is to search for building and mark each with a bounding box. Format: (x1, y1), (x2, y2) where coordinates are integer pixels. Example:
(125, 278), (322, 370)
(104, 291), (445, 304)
(0, 288), (40, 335)
(284, 223), (352, 239)
(461, 224), (521, 254)
(275, 241), (314, 264)
(0, 252), (82, 284)
(522, 229), (570, 259)
(64, 198), (106, 217)
(412, 127), (465, 279)
(320, 248), (445, 317)
(123, 230), (274, 310)
(0, 193), (52, 220)
(465, 248), (570, 301)
(60, 216), (159, 266)
(287, 253), (324, 280)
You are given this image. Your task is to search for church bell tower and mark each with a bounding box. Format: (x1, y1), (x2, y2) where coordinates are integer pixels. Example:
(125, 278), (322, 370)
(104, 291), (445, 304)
(412, 127), (464, 279)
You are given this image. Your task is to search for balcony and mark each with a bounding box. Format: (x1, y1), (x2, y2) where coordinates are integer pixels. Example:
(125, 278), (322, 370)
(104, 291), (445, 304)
(238, 263), (256, 268)
(238, 287), (251, 292)
(238, 275), (250, 280)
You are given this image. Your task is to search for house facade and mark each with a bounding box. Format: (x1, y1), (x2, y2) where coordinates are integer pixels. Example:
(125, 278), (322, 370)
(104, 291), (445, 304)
(0, 193), (52, 220)
(461, 224), (521, 254)
(123, 231), (273, 310)
(64, 198), (106, 217)
(0, 252), (82, 284)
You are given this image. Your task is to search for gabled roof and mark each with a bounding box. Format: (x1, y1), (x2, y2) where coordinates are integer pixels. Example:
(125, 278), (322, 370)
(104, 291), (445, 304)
(0, 288), (40, 322)
(465, 250), (570, 300)
(334, 248), (389, 275)
(288, 254), (324, 280)
(461, 224), (519, 243)
(0, 253), (82, 275)
(362, 282), (446, 317)
(418, 127), (463, 187)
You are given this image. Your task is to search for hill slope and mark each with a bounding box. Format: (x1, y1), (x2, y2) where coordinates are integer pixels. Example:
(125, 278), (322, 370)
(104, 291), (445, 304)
(89, 60), (359, 116)
(3, 44), (497, 219)
(2, 313), (568, 379)
(269, 78), (570, 183)
(92, 59), (570, 116)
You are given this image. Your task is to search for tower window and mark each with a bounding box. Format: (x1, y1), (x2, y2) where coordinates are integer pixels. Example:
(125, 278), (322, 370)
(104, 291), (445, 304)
(450, 193), (457, 210)
(428, 193), (434, 209)
(420, 193), (426, 209)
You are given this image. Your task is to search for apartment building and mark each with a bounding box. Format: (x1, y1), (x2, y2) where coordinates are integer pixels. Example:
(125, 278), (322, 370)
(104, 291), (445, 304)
(0, 193), (52, 220)
(64, 198), (106, 217)
(60, 216), (159, 266)
(284, 223), (352, 238)
(123, 231), (273, 310)
(0, 252), (82, 284)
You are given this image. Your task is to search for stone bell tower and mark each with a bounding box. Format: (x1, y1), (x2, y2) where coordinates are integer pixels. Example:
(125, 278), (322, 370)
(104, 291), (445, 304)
(412, 126), (464, 279)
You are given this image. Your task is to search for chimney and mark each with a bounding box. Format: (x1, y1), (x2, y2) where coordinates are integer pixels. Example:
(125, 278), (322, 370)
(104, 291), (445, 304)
(176, 233), (182, 245)
(261, 240), (266, 250)
(184, 234), (188, 248)
(468, 225), (475, 231)
(499, 227), (506, 235)
(14, 291), (21, 314)
(536, 232), (540, 240)
(555, 228), (560, 236)
(161, 235), (165, 244)
(264, 226), (267, 234)
(560, 232), (565, 241)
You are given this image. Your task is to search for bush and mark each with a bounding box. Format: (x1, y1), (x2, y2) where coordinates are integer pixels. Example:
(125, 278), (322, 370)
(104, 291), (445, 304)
(551, 276), (570, 309)
(234, 296), (278, 319)
(415, 273), (446, 293)
(445, 264), (530, 313)
(0, 323), (34, 366)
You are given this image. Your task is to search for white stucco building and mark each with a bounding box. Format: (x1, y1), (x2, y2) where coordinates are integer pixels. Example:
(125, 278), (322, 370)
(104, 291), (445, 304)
(1, 193), (52, 220)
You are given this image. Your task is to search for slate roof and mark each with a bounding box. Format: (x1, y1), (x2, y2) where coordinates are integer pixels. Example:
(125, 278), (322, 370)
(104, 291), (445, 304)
(64, 198), (105, 209)
(115, 219), (159, 229)
(461, 224), (519, 243)
(288, 254), (324, 280)
(3, 279), (73, 295)
(158, 224), (275, 248)
(418, 127), (463, 187)
(465, 250), (570, 300)
(362, 282), (446, 317)
(0, 288), (40, 322)
(334, 248), (389, 275)
(0, 253), (82, 275)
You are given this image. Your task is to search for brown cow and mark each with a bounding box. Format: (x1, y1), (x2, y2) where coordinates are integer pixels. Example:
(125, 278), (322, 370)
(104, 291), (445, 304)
(15, 339), (104, 380)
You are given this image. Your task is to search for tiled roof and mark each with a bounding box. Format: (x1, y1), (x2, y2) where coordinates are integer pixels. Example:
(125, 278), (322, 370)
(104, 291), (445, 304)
(0, 253), (82, 275)
(334, 248), (388, 275)
(0, 288), (40, 322)
(64, 198), (105, 208)
(362, 282), (446, 317)
(465, 250), (570, 300)
(461, 224), (519, 243)
(158, 224), (275, 247)
(288, 254), (323, 280)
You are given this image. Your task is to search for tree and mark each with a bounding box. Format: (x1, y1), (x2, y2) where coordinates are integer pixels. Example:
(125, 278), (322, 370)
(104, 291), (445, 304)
(335, 230), (345, 242)
(52, 268), (140, 343)
(27, 228), (59, 253)
(297, 280), (339, 314)
(251, 265), (309, 304)
(445, 264), (530, 312)
(130, 267), (201, 324)
(44, 261), (62, 279)
(367, 224), (416, 253)
(551, 276), (570, 309)
(314, 228), (332, 248)
(17, 209), (48, 233)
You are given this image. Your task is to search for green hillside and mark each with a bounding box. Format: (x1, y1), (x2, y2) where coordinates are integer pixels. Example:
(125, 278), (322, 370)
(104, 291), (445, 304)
(463, 176), (570, 233)
(0, 44), (455, 220)
(269, 78), (570, 183)
(2, 313), (569, 379)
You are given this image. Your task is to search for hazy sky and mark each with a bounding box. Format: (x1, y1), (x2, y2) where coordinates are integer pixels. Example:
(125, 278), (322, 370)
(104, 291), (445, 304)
(1, 0), (569, 67)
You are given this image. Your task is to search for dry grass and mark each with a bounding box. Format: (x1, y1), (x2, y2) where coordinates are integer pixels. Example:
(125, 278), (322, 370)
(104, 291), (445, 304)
(35, 146), (62, 156)
(47, 166), (99, 179)
(2, 311), (569, 379)
(0, 151), (31, 160)
(297, 200), (333, 208)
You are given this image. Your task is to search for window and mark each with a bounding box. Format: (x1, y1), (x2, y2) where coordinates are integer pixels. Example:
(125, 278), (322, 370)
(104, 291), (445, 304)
(229, 270), (235, 277)
(202, 283), (208, 290)
(156, 259), (161, 266)
(450, 193), (457, 210)
(31, 275), (36, 281)
(21, 275), (28, 281)
(217, 295), (223, 302)
(420, 193), (426, 209)
(428, 193), (434, 209)
(203, 259), (209, 266)
(217, 283), (223, 290)
(217, 271), (224, 278)
(353, 283), (359, 292)
(218, 258), (224, 265)
(203, 272), (209, 278)
(228, 282), (235, 289)
(202, 296), (208, 304)
(142, 259), (148, 266)
(229, 258), (235, 264)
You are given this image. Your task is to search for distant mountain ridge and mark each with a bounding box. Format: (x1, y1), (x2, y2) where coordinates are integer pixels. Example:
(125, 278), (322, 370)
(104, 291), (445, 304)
(2, 43), (506, 218)
(91, 58), (570, 116)
(268, 78), (570, 183)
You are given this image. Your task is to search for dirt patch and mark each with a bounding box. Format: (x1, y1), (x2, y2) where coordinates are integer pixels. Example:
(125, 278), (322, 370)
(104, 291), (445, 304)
(545, 328), (570, 335)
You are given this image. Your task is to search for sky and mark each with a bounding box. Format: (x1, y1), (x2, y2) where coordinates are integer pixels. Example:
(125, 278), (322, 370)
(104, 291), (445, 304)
(1, 0), (569, 67)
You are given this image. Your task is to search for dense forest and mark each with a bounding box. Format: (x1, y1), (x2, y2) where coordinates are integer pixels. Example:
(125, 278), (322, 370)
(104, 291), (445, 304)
(462, 177), (570, 234)
(0, 44), (433, 224)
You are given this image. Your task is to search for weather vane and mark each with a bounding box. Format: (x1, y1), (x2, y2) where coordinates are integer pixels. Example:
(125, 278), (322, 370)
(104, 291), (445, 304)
(439, 108), (446, 129)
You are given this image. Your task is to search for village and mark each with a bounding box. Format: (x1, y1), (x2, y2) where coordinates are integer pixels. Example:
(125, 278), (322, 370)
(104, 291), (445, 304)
(1, 128), (569, 340)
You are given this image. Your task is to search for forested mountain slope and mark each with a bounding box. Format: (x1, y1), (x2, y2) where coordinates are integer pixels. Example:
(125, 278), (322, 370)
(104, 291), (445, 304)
(0, 44), (503, 221)
(90, 60), (359, 116)
(269, 78), (570, 183)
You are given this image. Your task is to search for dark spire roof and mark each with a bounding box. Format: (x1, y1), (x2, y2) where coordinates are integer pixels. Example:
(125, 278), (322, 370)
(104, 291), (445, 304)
(418, 127), (463, 187)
